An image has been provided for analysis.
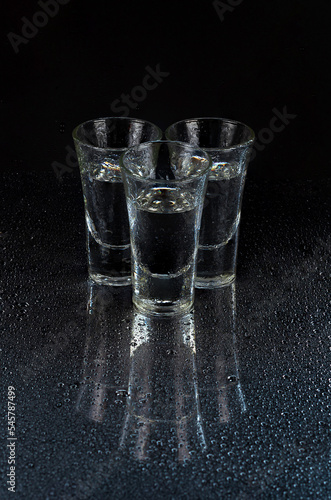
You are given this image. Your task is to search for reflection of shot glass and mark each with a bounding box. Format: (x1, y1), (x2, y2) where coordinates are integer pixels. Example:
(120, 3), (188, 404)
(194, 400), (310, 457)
(195, 284), (246, 425)
(166, 118), (255, 288)
(72, 117), (162, 286)
(119, 312), (206, 463)
(120, 140), (211, 315)
(76, 282), (132, 423)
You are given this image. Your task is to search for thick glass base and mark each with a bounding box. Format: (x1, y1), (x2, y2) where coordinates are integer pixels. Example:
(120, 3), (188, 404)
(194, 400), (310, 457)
(89, 271), (131, 286)
(87, 229), (131, 287)
(195, 273), (235, 289)
(132, 295), (194, 317)
(196, 230), (238, 289)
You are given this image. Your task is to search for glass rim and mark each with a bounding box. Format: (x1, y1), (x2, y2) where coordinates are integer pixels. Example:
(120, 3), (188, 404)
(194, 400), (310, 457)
(72, 116), (163, 152)
(165, 117), (255, 151)
(119, 140), (212, 183)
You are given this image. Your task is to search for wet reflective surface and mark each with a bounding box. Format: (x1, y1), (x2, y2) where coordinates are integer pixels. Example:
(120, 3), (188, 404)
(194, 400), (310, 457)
(0, 172), (329, 499)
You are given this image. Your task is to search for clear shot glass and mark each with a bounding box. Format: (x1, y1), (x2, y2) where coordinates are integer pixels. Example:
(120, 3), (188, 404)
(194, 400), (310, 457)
(165, 118), (255, 288)
(120, 141), (211, 315)
(72, 117), (162, 286)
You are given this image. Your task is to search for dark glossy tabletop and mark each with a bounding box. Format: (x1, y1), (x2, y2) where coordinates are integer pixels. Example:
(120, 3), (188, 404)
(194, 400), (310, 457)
(0, 172), (329, 499)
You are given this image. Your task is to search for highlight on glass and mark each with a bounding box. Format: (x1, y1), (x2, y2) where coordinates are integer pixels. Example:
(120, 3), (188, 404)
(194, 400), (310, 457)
(72, 117), (162, 286)
(166, 118), (255, 288)
(120, 140), (212, 315)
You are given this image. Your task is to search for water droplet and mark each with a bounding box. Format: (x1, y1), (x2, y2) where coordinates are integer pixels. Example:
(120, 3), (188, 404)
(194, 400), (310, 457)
(115, 389), (129, 398)
(227, 375), (238, 384)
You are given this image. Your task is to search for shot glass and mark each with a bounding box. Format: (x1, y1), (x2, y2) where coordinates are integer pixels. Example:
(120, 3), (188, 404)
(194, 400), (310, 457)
(120, 141), (211, 315)
(73, 117), (162, 286)
(165, 118), (255, 288)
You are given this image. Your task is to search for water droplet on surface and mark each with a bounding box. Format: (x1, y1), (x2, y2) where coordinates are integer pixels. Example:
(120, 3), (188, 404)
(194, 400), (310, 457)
(227, 375), (238, 384)
(115, 389), (129, 398)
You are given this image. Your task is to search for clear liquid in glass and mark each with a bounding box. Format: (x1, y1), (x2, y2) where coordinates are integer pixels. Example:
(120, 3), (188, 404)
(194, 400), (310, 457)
(82, 172), (131, 285)
(197, 162), (245, 287)
(128, 186), (200, 314)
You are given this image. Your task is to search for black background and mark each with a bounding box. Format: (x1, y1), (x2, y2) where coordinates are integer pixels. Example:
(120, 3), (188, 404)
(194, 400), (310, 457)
(0, 4), (330, 498)
(1, 0), (330, 180)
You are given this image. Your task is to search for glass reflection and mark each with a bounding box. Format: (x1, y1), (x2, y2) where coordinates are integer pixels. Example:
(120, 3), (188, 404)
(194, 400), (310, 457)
(195, 284), (246, 425)
(119, 312), (207, 463)
(76, 282), (132, 423)
(76, 281), (246, 464)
